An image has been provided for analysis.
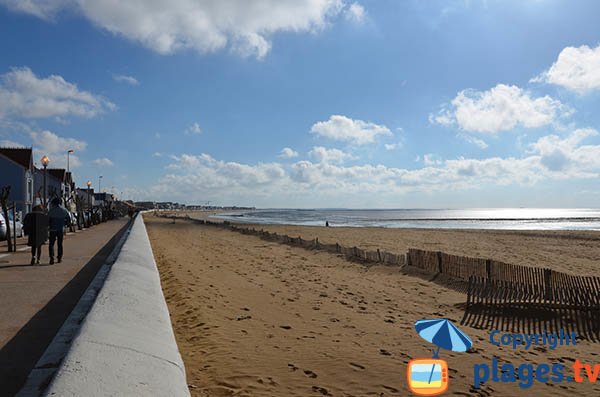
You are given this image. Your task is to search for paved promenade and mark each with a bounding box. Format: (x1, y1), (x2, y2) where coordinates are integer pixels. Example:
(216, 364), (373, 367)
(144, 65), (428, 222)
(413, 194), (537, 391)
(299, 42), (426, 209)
(0, 219), (129, 395)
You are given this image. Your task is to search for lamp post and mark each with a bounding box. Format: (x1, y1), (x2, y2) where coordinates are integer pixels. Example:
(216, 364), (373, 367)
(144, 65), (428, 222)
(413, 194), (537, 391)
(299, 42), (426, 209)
(67, 149), (74, 173)
(41, 155), (49, 208)
(98, 175), (103, 193)
(86, 180), (91, 227)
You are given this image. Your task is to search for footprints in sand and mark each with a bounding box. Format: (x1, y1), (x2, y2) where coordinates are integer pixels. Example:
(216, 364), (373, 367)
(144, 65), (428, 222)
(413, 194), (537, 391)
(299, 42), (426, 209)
(304, 369), (318, 378)
(312, 385), (331, 395)
(349, 362), (365, 370)
(288, 363), (330, 395)
(151, 219), (424, 396)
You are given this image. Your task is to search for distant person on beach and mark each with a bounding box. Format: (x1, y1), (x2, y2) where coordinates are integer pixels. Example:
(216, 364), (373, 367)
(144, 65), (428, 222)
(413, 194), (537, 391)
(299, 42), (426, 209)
(23, 205), (49, 265)
(48, 198), (71, 264)
(326, 221), (330, 227)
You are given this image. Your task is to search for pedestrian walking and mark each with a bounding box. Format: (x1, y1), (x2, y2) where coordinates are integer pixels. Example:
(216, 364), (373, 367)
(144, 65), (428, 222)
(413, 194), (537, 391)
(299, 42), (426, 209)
(48, 198), (71, 264)
(23, 205), (49, 265)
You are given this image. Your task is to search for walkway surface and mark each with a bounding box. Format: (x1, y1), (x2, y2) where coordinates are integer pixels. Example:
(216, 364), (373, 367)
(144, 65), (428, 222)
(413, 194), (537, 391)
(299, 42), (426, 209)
(0, 219), (129, 395)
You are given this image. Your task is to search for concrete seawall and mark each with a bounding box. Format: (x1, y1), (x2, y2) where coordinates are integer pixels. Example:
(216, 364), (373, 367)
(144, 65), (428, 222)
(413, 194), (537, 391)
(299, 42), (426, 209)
(43, 215), (189, 396)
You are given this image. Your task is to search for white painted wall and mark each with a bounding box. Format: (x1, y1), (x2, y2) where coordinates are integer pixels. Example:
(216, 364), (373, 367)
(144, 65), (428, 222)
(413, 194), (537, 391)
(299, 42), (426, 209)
(44, 215), (190, 396)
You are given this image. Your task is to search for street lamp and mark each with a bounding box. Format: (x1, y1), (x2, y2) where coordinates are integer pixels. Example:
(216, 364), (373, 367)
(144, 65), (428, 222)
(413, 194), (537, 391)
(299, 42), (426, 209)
(86, 180), (91, 227)
(41, 155), (49, 208)
(67, 149), (74, 173)
(98, 175), (103, 193)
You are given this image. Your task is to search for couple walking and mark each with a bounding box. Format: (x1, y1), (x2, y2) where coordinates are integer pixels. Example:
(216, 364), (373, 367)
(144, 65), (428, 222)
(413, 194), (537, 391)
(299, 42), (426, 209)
(24, 198), (71, 265)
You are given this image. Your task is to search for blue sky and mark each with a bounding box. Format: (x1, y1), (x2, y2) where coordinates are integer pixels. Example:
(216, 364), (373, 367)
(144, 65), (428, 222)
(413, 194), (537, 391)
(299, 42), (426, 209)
(1, 0), (600, 208)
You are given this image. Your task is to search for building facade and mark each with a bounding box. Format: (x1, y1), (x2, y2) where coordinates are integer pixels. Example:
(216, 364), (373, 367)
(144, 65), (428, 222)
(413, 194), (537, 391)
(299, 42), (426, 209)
(0, 147), (35, 217)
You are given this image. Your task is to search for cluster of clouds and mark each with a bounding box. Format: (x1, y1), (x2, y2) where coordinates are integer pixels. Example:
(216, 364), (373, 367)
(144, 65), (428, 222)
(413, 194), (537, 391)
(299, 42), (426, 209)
(0, 66), (116, 170)
(150, 127), (600, 205)
(2, 0), (600, 205)
(431, 44), (600, 140)
(531, 44), (600, 94)
(30, 129), (86, 169)
(0, 66), (115, 120)
(0, 0), (365, 59)
(431, 84), (571, 134)
(151, 40), (600, 203)
(310, 114), (392, 145)
(147, 44), (600, 204)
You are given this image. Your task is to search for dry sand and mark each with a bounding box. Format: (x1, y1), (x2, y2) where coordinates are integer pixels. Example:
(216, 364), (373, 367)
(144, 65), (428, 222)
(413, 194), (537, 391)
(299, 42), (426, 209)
(146, 215), (600, 396)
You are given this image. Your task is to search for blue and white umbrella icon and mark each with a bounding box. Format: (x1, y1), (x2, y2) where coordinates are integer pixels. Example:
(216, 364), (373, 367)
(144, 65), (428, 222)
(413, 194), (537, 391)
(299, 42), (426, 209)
(415, 318), (472, 385)
(415, 318), (472, 357)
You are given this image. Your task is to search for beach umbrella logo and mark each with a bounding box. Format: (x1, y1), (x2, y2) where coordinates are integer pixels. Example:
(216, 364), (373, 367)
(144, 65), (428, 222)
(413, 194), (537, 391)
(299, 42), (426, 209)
(407, 318), (473, 396)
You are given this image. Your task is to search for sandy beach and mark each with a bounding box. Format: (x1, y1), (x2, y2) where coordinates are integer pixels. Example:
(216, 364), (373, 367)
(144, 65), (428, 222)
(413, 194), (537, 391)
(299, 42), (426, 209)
(146, 214), (600, 396)
(182, 210), (600, 276)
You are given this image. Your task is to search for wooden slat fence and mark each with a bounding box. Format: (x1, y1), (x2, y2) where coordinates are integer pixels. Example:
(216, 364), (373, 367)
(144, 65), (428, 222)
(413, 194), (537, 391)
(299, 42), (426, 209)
(164, 214), (406, 266)
(407, 244), (600, 336)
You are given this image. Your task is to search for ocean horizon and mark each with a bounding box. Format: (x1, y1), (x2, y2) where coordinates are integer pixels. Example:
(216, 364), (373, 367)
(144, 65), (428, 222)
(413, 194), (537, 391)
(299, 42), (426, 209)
(213, 208), (600, 231)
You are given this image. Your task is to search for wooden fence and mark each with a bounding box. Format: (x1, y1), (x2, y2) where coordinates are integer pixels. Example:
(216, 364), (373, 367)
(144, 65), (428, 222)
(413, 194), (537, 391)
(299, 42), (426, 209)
(407, 248), (600, 313)
(188, 218), (407, 266)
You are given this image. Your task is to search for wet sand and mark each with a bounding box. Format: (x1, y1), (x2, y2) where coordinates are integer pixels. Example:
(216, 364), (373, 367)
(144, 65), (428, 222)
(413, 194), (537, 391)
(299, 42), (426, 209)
(146, 214), (600, 396)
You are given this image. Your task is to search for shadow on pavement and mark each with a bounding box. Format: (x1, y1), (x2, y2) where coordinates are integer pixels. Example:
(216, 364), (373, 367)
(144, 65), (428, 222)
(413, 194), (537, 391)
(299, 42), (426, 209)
(0, 221), (131, 396)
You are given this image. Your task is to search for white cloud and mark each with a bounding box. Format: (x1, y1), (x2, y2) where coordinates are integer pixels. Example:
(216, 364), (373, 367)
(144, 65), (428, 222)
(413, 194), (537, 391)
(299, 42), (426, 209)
(278, 147), (299, 159)
(0, 0), (351, 59)
(30, 130), (86, 169)
(0, 66), (115, 120)
(186, 122), (202, 135)
(146, 128), (600, 206)
(309, 146), (355, 163)
(530, 128), (600, 173)
(384, 142), (403, 151)
(423, 154), (442, 166)
(456, 132), (488, 149)
(153, 152), (163, 157)
(531, 44), (600, 94)
(345, 2), (365, 23)
(0, 0), (68, 20)
(93, 157), (114, 166)
(310, 114), (392, 145)
(431, 84), (570, 134)
(113, 73), (139, 86)
(0, 139), (26, 148)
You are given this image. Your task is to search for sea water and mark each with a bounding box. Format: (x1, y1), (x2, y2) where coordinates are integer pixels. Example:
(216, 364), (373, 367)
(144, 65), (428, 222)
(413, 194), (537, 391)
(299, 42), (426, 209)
(213, 208), (600, 231)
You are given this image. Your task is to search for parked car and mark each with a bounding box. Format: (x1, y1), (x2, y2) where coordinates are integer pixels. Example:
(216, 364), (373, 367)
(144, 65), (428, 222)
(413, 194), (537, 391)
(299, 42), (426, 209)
(0, 213), (5, 241)
(10, 213), (23, 238)
(0, 212), (23, 240)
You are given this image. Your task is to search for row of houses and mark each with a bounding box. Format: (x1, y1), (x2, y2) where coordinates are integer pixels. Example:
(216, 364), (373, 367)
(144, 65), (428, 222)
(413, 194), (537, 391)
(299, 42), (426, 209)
(0, 147), (114, 220)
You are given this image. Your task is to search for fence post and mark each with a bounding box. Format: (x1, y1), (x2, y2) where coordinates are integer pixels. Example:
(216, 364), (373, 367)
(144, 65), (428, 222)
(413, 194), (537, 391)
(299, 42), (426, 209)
(437, 251), (443, 274)
(485, 259), (492, 280)
(544, 268), (552, 302)
(377, 248), (382, 263)
(315, 237), (319, 249)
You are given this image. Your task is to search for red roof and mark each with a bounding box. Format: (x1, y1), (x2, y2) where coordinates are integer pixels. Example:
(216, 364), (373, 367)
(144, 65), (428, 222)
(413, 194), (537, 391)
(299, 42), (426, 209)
(0, 147), (33, 169)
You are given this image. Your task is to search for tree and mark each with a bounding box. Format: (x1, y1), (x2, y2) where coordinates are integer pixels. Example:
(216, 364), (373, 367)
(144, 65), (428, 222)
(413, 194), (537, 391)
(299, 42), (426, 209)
(0, 186), (13, 252)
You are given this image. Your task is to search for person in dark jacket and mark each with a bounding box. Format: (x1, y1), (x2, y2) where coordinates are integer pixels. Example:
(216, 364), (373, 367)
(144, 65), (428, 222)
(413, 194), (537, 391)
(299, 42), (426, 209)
(48, 198), (71, 264)
(23, 205), (49, 265)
